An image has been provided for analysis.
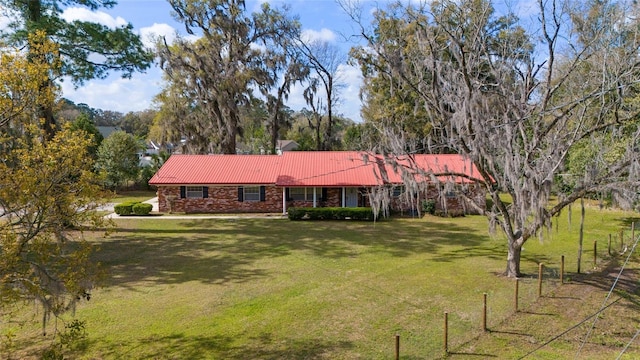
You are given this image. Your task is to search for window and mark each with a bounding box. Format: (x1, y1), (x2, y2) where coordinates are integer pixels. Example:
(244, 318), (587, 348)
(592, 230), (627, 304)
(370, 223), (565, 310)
(244, 186), (260, 201)
(392, 186), (405, 197)
(289, 188), (306, 201)
(289, 187), (318, 201)
(186, 186), (203, 198)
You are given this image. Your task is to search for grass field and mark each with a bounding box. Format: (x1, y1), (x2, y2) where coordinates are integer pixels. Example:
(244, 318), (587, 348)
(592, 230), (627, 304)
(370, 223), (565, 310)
(5, 204), (640, 359)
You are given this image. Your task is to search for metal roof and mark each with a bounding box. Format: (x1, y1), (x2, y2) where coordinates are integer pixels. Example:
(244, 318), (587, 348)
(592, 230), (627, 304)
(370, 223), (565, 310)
(149, 152), (484, 186)
(149, 154), (282, 185)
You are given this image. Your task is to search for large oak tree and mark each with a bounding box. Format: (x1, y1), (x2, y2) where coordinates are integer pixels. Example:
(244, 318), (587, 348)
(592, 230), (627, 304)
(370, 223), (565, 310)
(349, 0), (640, 277)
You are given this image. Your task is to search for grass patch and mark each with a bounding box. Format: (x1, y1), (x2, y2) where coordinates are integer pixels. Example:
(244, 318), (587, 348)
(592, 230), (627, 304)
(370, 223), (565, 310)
(112, 190), (157, 204)
(6, 203), (640, 359)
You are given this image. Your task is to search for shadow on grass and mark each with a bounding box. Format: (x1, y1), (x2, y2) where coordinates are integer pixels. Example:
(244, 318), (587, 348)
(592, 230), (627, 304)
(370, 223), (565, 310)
(94, 217), (493, 288)
(91, 332), (353, 359)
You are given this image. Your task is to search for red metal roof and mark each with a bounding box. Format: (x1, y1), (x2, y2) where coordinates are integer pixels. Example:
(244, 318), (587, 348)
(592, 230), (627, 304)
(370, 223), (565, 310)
(276, 151), (383, 187)
(149, 154), (282, 185)
(149, 152), (484, 186)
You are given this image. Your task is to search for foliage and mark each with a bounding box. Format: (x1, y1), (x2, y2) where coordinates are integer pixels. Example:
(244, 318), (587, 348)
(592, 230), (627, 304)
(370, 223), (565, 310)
(0, 125), (106, 330)
(1, 0), (152, 137)
(95, 130), (142, 189)
(132, 203), (153, 215)
(41, 319), (89, 359)
(70, 112), (104, 158)
(287, 207), (375, 221)
(120, 110), (155, 139)
(421, 199), (436, 215)
(0, 31), (60, 130)
(348, 0), (640, 277)
(156, 0), (301, 154)
(114, 201), (152, 216)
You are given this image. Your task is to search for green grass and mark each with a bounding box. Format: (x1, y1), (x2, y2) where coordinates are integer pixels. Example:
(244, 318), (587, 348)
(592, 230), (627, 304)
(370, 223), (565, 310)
(111, 190), (157, 204)
(6, 204), (640, 359)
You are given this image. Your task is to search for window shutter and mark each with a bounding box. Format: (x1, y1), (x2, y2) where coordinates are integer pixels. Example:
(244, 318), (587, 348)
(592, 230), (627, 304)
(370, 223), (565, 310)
(260, 186), (266, 201)
(203, 186), (209, 198)
(321, 188), (328, 201)
(237, 187), (244, 202)
(180, 186), (186, 199)
(285, 188), (291, 201)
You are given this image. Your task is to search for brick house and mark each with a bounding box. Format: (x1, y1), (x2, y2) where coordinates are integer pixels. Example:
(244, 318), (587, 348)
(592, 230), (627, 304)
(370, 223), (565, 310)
(148, 151), (487, 215)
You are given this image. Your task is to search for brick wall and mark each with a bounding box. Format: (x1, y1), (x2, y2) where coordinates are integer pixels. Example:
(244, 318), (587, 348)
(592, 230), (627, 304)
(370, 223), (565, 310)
(156, 184), (486, 215)
(388, 184), (486, 215)
(157, 186), (283, 213)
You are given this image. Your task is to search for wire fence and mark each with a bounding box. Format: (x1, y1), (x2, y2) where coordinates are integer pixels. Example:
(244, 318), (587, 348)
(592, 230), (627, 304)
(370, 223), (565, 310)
(390, 223), (640, 359)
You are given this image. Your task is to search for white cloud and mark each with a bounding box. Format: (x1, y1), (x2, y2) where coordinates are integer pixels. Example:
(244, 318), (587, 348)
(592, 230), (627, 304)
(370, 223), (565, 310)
(281, 63), (363, 122)
(336, 63), (363, 122)
(61, 7), (127, 29)
(60, 67), (163, 113)
(301, 28), (337, 44)
(140, 23), (178, 48)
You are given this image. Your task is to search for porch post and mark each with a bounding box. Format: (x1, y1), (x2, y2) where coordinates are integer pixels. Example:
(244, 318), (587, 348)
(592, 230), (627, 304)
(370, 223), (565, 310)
(282, 187), (286, 214)
(313, 187), (317, 208)
(342, 187), (346, 207)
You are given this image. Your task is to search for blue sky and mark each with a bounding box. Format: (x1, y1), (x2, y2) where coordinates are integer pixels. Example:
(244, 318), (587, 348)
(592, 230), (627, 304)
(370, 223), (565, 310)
(59, 0), (375, 122)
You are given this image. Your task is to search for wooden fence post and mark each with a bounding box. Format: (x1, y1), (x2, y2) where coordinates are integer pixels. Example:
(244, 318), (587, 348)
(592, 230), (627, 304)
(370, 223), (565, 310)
(538, 263), (543, 297)
(593, 240), (597, 267)
(608, 234), (612, 256)
(560, 255), (564, 284)
(395, 334), (400, 360)
(514, 279), (519, 312)
(482, 293), (487, 332)
(444, 312), (449, 354)
(620, 230), (624, 252)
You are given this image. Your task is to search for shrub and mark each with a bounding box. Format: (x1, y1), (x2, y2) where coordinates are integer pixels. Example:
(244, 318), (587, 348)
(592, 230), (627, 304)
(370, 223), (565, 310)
(422, 200), (436, 215)
(114, 201), (136, 215)
(132, 202), (153, 215)
(114, 201), (152, 216)
(288, 207), (376, 221)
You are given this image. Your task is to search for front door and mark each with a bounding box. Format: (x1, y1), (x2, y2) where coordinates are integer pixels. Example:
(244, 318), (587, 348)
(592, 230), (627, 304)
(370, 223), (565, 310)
(345, 187), (358, 207)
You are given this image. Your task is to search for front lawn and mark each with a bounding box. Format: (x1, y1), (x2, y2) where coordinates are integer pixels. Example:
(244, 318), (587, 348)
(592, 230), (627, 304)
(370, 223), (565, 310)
(6, 205), (640, 359)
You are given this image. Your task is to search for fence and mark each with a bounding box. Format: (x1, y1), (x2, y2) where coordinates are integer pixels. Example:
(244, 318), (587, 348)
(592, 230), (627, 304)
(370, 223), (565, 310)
(391, 222), (639, 359)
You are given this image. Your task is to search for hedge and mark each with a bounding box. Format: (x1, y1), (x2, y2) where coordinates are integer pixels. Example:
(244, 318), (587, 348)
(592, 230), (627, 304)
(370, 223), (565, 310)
(114, 201), (152, 216)
(132, 202), (153, 215)
(288, 207), (376, 221)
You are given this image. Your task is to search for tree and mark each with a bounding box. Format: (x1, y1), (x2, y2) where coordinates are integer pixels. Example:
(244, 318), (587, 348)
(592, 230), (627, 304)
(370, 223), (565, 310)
(299, 40), (346, 150)
(71, 112), (104, 158)
(120, 109), (156, 139)
(95, 130), (142, 189)
(1, 0), (153, 138)
(157, 0), (301, 154)
(349, 0), (640, 277)
(0, 33), (106, 332)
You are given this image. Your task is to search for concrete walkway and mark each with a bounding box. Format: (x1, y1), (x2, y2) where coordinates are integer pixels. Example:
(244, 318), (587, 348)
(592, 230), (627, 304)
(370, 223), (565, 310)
(104, 197), (287, 220)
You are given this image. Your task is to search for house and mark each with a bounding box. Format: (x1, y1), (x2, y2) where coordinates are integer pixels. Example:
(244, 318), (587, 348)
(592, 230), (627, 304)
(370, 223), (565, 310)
(276, 140), (299, 154)
(148, 151), (487, 215)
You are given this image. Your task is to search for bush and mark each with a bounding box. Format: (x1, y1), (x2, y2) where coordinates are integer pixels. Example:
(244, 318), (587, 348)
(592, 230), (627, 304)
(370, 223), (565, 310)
(114, 201), (136, 215)
(422, 200), (436, 215)
(114, 201), (152, 216)
(132, 202), (153, 215)
(288, 207), (376, 221)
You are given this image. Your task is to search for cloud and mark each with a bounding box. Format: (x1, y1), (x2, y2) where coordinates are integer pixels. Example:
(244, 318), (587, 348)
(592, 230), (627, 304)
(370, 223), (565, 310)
(140, 23), (178, 48)
(336, 63), (363, 122)
(301, 28), (337, 43)
(60, 68), (163, 113)
(61, 7), (127, 29)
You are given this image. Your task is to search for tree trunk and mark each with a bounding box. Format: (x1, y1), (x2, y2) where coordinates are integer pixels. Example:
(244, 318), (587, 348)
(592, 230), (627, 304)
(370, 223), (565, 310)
(506, 240), (522, 278)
